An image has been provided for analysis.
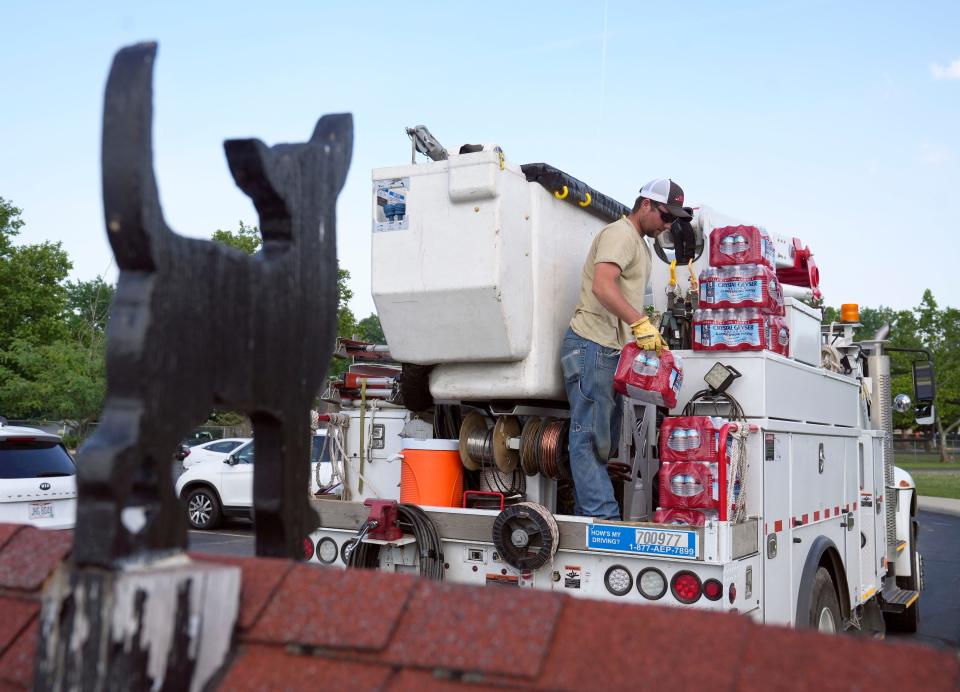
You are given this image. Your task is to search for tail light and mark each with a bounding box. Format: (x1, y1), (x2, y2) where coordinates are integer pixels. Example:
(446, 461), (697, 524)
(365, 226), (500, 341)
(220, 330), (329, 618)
(671, 571), (703, 604)
(637, 568), (668, 600)
(603, 565), (633, 597)
(703, 579), (723, 601)
(303, 537), (315, 560)
(316, 537), (338, 564)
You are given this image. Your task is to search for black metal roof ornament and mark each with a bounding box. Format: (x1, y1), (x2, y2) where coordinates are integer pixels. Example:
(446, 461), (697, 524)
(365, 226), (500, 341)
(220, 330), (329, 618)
(74, 41), (352, 566)
(38, 41), (351, 690)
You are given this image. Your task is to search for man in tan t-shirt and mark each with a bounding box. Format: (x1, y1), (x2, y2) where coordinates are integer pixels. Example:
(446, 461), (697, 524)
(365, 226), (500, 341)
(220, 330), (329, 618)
(560, 178), (691, 518)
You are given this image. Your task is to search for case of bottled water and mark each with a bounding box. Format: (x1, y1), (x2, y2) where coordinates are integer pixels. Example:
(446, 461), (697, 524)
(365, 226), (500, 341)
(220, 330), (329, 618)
(698, 264), (784, 315)
(659, 416), (737, 463)
(709, 225), (776, 269)
(613, 343), (683, 408)
(659, 461), (741, 511)
(691, 308), (768, 351)
(652, 508), (717, 527)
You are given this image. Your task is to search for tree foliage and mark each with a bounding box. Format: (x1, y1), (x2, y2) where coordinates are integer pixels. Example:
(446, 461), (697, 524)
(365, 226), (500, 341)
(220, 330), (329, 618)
(0, 198), (71, 350)
(211, 220), (262, 255)
(823, 290), (959, 460)
(0, 198), (108, 434)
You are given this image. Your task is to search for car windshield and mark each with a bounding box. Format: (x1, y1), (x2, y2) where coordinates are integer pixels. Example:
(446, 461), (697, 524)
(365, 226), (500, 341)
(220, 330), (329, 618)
(310, 436), (332, 464)
(0, 440), (76, 479)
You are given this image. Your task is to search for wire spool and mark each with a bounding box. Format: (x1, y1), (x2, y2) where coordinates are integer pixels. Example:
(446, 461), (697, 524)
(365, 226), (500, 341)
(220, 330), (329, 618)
(458, 411), (488, 471)
(532, 416), (551, 476)
(520, 418), (543, 476)
(538, 419), (569, 480)
(492, 416), (520, 473)
(479, 466), (515, 493)
(491, 501), (559, 571)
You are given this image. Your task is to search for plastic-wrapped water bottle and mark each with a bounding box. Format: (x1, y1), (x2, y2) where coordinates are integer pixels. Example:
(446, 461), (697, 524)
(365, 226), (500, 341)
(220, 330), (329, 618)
(720, 235), (735, 255)
(687, 428), (701, 453)
(668, 428), (686, 451)
(733, 233), (748, 254)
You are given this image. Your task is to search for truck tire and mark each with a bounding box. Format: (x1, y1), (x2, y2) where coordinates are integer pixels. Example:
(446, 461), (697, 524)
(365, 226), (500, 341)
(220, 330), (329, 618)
(186, 487), (222, 530)
(809, 567), (842, 633)
(886, 520), (920, 633)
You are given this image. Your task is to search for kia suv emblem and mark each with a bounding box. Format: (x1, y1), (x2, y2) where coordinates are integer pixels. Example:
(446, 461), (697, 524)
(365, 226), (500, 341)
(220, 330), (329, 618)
(40, 482), (51, 491)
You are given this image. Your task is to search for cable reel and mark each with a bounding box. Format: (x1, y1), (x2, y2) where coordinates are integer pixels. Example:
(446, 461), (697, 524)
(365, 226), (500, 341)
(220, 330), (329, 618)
(491, 501), (559, 571)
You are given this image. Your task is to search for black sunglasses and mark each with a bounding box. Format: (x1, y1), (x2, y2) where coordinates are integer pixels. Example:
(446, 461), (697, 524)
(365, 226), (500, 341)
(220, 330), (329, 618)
(654, 203), (677, 224)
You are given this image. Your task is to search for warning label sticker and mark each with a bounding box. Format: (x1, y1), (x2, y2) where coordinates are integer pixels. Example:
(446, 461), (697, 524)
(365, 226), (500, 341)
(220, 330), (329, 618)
(564, 565), (581, 589)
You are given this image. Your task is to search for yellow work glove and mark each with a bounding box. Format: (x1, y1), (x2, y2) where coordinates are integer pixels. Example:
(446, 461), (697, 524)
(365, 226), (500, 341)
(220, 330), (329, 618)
(630, 317), (668, 356)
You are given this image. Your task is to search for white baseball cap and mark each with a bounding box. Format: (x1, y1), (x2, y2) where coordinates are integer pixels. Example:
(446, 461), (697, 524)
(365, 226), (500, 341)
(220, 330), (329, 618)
(638, 178), (691, 219)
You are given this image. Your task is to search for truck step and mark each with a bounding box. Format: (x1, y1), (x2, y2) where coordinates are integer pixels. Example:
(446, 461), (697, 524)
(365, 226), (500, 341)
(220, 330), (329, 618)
(880, 585), (919, 613)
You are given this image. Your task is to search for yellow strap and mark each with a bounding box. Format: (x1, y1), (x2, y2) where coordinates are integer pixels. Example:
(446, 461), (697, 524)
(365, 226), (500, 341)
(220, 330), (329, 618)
(668, 259), (677, 286)
(497, 148), (505, 171)
(358, 377), (367, 494)
(688, 259), (698, 289)
(554, 185), (569, 200)
(578, 192), (592, 207)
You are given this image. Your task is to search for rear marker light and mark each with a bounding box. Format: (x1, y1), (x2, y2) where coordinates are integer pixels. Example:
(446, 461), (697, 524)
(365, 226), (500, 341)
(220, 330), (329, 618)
(637, 568), (667, 600)
(703, 579), (723, 601)
(604, 565), (633, 597)
(317, 537), (338, 564)
(671, 571), (703, 604)
(303, 537), (315, 561)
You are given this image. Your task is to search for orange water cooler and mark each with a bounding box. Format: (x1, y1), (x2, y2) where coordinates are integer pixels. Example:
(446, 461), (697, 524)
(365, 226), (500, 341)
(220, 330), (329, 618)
(399, 439), (464, 508)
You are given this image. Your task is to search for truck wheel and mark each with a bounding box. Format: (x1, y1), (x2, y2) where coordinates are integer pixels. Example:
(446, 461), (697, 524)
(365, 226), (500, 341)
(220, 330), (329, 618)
(887, 520), (920, 633)
(809, 567), (842, 633)
(186, 487), (222, 530)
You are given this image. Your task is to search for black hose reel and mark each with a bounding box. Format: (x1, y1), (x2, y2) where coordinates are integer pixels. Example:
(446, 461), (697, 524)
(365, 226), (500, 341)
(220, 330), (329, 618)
(491, 502), (559, 571)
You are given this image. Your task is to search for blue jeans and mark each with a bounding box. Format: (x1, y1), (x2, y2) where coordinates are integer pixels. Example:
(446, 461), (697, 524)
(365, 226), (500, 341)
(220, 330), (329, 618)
(560, 327), (622, 519)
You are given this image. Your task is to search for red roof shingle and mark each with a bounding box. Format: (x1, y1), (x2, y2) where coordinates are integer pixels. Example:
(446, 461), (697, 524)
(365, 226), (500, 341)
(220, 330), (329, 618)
(0, 527), (72, 592)
(0, 523), (956, 692)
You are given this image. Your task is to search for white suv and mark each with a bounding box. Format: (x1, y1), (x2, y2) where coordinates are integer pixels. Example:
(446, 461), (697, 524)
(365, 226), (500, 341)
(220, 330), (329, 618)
(0, 424), (77, 529)
(181, 437), (251, 469)
(175, 431), (336, 530)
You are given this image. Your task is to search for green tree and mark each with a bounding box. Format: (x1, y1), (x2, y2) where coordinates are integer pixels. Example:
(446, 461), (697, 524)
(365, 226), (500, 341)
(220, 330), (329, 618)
(65, 277), (115, 338)
(357, 313), (385, 343)
(0, 197), (71, 350)
(823, 292), (959, 461)
(0, 338), (105, 438)
(212, 220), (261, 255)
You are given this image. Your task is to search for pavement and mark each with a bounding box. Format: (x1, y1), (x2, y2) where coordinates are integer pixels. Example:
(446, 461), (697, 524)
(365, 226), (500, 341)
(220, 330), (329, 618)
(918, 495), (960, 517)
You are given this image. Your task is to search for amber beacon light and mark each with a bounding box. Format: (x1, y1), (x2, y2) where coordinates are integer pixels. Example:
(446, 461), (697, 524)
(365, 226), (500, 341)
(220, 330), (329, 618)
(840, 303), (860, 323)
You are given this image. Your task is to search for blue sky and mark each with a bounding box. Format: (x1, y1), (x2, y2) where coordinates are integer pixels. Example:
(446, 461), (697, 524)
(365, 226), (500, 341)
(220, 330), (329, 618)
(2, 1), (958, 317)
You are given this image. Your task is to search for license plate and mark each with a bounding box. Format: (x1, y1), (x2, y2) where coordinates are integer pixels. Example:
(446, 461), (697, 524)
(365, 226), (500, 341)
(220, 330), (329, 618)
(29, 502), (54, 520)
(586, 523), (699, 560)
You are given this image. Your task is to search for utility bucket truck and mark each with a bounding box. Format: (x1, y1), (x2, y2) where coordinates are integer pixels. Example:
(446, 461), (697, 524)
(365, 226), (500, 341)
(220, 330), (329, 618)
(307, 132), (928, 635)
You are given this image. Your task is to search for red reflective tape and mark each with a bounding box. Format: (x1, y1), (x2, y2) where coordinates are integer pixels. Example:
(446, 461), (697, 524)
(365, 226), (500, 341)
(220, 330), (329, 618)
(802, 514), (809, 524)
(814, 511), (821, 521)
(853, 501), (858, 510)
(764, 522), (768, 535)
(774, 520), (783, 532)
(844, 504), (849, 512)
(834, 506), (840, 514)
(825, 508), (831, 518)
